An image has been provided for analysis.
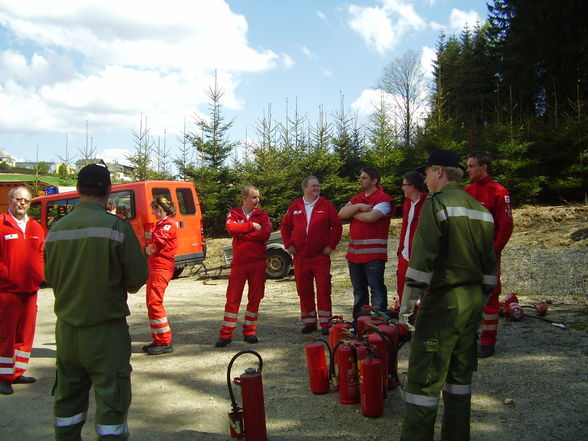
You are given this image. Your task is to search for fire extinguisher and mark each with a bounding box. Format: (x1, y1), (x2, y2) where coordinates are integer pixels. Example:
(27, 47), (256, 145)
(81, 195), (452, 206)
(330, 340), (359, 404)
(363, 326), (391, 396)
(226, 350), (267, 441)
(359, 351), (384, 417)
(304, 338), (331, 394)
(328, 316), (352, 351)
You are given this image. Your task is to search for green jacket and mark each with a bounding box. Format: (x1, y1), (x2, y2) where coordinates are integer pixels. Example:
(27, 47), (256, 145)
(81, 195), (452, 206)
(45, 201), (149, 327)
(406, 183), (498, 293)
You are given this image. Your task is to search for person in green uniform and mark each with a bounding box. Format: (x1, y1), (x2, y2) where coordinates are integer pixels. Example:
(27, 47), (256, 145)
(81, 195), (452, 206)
(45, 164), (148, 441)
(399, 150), (498, 441)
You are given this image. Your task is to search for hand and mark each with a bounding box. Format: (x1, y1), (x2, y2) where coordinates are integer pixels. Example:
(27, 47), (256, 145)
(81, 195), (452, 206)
(399, 313), (415, 332)
(322, 246), (332, 256)
(287, 245), (296, 256)
(252, 222), (261, 231)
(145, 244), (156, 256)
(356, 203), (373, 212)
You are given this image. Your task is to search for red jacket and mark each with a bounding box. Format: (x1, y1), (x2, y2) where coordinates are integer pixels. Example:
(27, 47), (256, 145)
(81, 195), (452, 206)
(280, 196), (342, 257)
(0, 213), (44, 292)
(464, 175), (514, 255)
(226, 207), (272, 264)
(148, 217), (178, 270)
(347, 188), (395, 263)
(396, 192), (428, 259)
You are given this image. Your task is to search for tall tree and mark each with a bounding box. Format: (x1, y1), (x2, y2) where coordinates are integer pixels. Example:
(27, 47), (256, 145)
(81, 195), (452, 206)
(377, 50), (428, 148)
(191, 71), (238, 168)
(127, 114), (155, 181)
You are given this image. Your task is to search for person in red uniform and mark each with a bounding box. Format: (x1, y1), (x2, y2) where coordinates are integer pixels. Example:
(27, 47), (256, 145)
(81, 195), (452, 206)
(395, 171), (427, 309)
(280, 176), (342, 335)
(142, 196), (178, 356)
(0, 186), (44, 395)
(465, 151), (514, 358)
(215, 185), (272, 348)
(339, 167), (395, 323)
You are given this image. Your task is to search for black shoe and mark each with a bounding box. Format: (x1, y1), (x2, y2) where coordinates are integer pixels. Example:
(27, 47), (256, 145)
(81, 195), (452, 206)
(320, 327), (330, 336)
(142, 343), (157, 353)
(146, 344), (173, 355)
(0, 382), (14, 395)
(244, 335), (259, 344)
(301, 325), (317, 334)
(215, 338), (232, 348)
(13, 376), (36, 384)
(478, 345), (495, 358)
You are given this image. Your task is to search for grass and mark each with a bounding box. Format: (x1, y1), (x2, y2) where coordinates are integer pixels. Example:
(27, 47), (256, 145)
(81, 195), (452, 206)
(0, 173), (71, 186)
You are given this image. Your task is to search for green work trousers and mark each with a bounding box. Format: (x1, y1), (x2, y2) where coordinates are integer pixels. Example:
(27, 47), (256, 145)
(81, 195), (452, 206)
(53, 318), (132, 441)
(400, 284), (484, 441)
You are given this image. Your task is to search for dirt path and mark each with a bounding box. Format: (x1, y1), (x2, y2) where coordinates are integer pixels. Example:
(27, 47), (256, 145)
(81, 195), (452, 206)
(1, 206), (587, 441)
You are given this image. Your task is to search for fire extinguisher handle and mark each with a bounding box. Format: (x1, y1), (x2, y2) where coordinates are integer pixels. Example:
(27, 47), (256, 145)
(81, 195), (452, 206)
(226, 350), (264, 413)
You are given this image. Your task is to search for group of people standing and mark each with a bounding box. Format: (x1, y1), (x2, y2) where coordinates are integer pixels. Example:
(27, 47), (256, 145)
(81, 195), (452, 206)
(213, 150), (513, 441)
(0, 164), (181, 440)
(0, 148), (513, 440)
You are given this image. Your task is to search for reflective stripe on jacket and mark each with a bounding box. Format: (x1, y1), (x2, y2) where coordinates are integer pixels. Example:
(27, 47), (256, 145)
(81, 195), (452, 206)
(45, 201), (148, 327)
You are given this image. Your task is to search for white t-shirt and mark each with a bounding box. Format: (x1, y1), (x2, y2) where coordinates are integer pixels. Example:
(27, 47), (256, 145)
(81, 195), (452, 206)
(303, 196), (318, 234)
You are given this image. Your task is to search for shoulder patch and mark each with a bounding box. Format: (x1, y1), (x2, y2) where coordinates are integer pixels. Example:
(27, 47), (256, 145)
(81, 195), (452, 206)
(504, 195), (510, 204)
(163, 224), (172, 231)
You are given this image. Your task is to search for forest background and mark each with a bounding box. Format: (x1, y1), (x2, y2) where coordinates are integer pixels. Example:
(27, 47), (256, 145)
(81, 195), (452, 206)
(7, 0), (587, 237)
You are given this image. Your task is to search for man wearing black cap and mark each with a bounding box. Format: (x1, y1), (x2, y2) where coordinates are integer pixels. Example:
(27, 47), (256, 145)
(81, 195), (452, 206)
(45, 164), (148, 441)
(399, 150), (498, 441)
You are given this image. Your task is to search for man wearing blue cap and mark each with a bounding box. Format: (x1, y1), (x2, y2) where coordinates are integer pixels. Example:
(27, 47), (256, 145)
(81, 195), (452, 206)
(399, 150), (498, 441)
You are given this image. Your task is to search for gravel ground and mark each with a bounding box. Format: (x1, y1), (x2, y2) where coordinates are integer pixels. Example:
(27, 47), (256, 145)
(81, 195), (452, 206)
(1, 206), (587, 441)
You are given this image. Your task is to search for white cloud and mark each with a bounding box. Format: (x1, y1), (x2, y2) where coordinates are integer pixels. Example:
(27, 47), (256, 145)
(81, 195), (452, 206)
(0, 0), (283, 137)
(301, 46), (317, 60)
(448, 8), (482, 33)
(420, 46), (436, 79)
(351, 89), (395, 123)
(347, 0), (426, 55)
(321, 69), (333, 78)
(317, 10), (326, 20)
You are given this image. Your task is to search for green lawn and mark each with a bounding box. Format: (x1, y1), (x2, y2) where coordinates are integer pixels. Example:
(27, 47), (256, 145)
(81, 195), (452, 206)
(0, 174), (75, 186)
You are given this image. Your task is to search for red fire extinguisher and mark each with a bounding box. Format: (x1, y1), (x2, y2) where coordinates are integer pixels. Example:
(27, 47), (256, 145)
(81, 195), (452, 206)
(304, 338), (331, 394)
(364, 325), (396, 394)
(227, 350), (267, 441)
(328, 316), (352, 351)
(359, 352), (384, 417)
(330, 340), (359, 404)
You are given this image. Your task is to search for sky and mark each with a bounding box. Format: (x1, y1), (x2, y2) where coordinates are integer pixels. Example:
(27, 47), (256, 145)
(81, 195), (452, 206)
(0, 0), (489, 169)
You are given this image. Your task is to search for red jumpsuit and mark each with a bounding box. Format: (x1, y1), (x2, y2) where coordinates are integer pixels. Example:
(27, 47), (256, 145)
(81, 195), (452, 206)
(0, 213), (44, 383)
(280, 197), (342, 329)
(146, 217), (178, 346)
(465, 175), (513, 347)
(396, 192), (428, 306)
(219, 207), (271, 339)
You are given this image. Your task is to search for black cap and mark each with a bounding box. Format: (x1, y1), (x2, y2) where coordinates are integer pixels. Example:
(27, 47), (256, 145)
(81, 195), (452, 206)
(77, 164), (111, 191)
(416, 149), (464, 173)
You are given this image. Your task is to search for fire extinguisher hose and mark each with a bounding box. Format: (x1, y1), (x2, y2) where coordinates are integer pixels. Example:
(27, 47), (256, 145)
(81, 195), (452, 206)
(329, 340), (356, 385)
(363, 326), (400, 386)
(525, 315), (568, 329)
(226, 350), (264, 414)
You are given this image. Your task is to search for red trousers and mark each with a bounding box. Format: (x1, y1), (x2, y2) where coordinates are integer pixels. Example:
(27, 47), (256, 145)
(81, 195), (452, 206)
(396, 254), (410, 308)
(220, 260), (266, 339)
(146, 266), (174, 345)
(293, 253), (332, 329)
(481, 268), (502, 347)
(0, 291), (37, 382)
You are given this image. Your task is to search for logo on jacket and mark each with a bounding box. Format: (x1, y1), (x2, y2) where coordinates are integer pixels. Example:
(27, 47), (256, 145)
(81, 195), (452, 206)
(4, 234), (18, 240)
(293, 210), (302, 214)
(163, 224), (171, 231)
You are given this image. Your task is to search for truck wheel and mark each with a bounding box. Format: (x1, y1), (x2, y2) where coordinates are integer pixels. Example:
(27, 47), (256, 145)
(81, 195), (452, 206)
(172, 267), (184, 279)
(265, 249), (292, 279)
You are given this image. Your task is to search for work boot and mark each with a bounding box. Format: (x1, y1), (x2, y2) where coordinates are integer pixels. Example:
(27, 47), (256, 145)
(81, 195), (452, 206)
(146, 343), (174, 355)
(301, 325), (317, 334)
(13, 376), (36, 384)
(243, 335), (259, 344)
(215, 338), (232, 348)
(142, 343), (157, 353)
(0, 381), (14, 395)
(478, 345), (495, 358)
